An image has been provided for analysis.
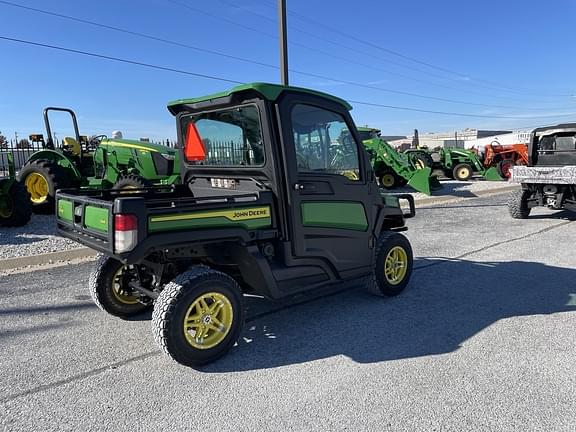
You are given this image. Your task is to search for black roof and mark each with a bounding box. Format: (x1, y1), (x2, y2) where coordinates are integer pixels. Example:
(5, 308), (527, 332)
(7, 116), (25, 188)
(533, 122), (576, 136)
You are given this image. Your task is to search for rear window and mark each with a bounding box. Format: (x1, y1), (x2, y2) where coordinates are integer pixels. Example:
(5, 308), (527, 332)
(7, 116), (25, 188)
(180, 105), (264, 166)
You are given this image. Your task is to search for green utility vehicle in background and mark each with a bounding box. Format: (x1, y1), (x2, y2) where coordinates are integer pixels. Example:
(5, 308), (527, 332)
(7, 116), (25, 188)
(404, 147), (501, 181)
(56, 82), (416, 368)
(0, 151), (31, 227)
(509, 123), (576, 218)
(355, 127), (441, 195)
(18, 107), (180, 212)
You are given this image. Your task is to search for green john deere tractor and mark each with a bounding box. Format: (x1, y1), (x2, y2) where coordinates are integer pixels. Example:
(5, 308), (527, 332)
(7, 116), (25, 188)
(18, 107), (180, 212)
(404, 147), (501, 181)
(0, 151), (32, 227)
(356, 127), (441, 195)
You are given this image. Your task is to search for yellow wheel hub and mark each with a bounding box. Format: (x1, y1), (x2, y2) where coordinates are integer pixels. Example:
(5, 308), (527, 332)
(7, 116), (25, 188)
(111, 266), (140, 305)
(384, 246), (408, 285)
(183, 292), (234, 350)
(414, 160), (425, 170)
(458, 168), (470, 178)
(381, 174), (395, 188)
(25, 173), (49, 204)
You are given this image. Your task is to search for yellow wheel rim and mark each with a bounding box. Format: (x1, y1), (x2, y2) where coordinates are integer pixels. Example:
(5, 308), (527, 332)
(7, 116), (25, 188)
(118, 185), (138, 195)
(183, 292), (234, 350)
(458, 168), (470, 178)
(25, 173), (49, 204)
(414, 160), (425, 170)
(384, 246), (408, 285)
(342, 170), (359, 181)
(381, 174), (395, 188)
(111, 266), (139, 305)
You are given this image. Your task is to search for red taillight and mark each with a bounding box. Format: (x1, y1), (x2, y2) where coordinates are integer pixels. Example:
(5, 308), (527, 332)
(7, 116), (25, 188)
(114, 214), (137, 253)
(184, 122), (206, 161)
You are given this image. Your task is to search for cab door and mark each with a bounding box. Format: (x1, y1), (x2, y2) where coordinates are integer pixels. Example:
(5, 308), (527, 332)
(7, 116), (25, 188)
(278, 95), (379, 276)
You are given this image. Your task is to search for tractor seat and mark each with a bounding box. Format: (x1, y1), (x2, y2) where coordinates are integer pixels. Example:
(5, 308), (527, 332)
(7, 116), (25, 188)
(63, 137), (81, 156)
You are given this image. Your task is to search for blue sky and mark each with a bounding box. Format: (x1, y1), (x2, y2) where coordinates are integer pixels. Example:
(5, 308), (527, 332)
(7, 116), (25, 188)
(0, 0), (575, 142)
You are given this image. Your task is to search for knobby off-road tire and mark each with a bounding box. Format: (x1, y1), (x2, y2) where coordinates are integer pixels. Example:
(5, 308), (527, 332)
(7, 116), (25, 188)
(452, 163), (473, 181)
(113, 174), (150, 192)
(409, 152), (434, 169)
(89, 255), (150, 319)
(508, 189), (531, 219)
(152, 267), (244, 368)
(18, 159), (68, 213)
(366, 231), (413, 297)
(0, 180), (32, 227)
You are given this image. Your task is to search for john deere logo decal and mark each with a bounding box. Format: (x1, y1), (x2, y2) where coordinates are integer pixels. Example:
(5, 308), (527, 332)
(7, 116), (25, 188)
(150, 207), (270, 223)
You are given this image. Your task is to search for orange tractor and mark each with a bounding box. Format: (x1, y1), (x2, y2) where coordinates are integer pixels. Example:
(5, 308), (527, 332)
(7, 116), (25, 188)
(482, 143), (529, 178)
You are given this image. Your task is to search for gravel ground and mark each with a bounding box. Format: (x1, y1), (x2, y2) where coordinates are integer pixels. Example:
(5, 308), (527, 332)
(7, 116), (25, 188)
(0, 215), (81, 259)
(0, 179), (513, 259)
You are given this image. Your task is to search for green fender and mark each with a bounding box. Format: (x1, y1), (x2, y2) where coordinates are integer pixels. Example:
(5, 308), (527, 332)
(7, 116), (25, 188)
(24, 150), (82, 180)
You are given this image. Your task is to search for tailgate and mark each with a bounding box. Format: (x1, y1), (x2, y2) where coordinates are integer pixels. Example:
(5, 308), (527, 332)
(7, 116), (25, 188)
(56, 192), (116, 253)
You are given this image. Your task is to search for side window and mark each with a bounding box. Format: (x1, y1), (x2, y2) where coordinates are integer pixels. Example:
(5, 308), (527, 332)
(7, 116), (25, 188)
(555, 135), (576, 151)
(290, 104), (360, 181)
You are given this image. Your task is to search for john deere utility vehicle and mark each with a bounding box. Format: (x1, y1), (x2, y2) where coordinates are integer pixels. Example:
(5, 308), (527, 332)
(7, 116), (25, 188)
(18, 108), (180, 212)
(56, 83), (416, 367)
(508, 123), (576, 218)
(354, 127), (440, 195)
(0, 151), (31, 227)
(404, 147), (501, 181)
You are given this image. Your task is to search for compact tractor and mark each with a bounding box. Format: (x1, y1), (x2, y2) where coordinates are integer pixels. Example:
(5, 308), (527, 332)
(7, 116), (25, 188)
(482, 142), (528, 178)
(18, 108), (180, 212)
(56, 83), (416, 367)
(508, 123), (576, 218)
(0, 151), (31, 227)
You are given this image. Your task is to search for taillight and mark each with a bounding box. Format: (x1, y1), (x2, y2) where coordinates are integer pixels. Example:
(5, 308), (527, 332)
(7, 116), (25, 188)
(114, 214), (137, 253)
(184, 122), (206, 161)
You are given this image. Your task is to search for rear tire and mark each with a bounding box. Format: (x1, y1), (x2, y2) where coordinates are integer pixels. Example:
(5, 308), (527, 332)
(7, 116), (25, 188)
(0, 180), (32, 227)
(89, 255), (150, 319)
(508, 189), (531, 219)
(18, 159), (68, 213)
(113, 174), (149, 192)
(366, 231), (413, 297)
(452, 163), (473, 181)
(152, 267), (244, 367)
(498, 159), (515, 178)
(409, 151), (433, 169)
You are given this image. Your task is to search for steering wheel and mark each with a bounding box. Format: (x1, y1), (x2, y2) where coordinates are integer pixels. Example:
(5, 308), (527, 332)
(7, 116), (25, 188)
(87, 135), (107, 150)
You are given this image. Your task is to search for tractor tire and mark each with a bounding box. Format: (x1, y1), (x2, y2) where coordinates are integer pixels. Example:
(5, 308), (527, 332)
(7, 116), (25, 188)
(0, 180), (32, 227)
(452, 163), (473, 181)
(508, 189), (531, 219)
(18, 159), (68, 213)
(410, 152), (434, 169)
(366, 231), (413, 297)
(113, 174), (150, 192)
(378, 170), (399, 189)
(89, 255), (150, 319)
(497, 159), (515, 179)
(152, 266), (244, 367)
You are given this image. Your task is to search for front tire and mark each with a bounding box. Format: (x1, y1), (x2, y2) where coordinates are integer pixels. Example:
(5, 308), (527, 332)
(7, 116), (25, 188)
(379, 169), (399, 189)
(366, 232), (413, 297)
(498, 159), (515, 178)
(508, 189), (531, 219)
(113, 174), (150, 192)
(152, 267), (244, 367)
(0, 180), (32, 227)
(452, 163), (473, 181)
(89, 255), (150, 319)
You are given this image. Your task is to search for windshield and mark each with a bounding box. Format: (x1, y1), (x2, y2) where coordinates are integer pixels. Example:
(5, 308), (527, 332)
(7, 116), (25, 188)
(180, 105), (264, 166)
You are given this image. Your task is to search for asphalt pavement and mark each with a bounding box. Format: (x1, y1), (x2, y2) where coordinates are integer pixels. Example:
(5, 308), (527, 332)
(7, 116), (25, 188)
(1, 193), (575, 431)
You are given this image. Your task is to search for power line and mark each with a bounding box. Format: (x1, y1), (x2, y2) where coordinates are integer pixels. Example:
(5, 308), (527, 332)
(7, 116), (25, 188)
(0, 36), (243, 84)
(257, 0), (573, 97)
(2, 35), (575, 121)
(1, 0), (564, 111)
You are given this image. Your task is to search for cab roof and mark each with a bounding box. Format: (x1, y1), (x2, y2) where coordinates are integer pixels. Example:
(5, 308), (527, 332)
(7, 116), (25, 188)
(167, 82), (352, 115)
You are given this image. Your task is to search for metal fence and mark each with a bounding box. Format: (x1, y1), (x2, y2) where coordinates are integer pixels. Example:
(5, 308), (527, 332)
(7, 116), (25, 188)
(204, 139), (257, 166)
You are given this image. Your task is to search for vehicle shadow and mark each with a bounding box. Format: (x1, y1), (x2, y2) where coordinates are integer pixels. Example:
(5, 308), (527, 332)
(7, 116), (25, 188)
(203, 258), (576, 373)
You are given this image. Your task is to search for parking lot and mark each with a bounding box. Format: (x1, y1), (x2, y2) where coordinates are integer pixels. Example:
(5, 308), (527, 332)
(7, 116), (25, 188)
(1, 190), (575, 431)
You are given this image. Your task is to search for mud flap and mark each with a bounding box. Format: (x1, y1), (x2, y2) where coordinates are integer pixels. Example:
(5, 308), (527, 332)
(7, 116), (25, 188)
(407, 167), (441, 195)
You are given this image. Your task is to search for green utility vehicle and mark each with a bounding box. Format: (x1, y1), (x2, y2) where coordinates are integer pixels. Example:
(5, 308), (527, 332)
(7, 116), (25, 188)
(18, 107), (180, 212)
(0, 151), (31, 227)
(508, 123), (576, 218)
(356, 127), (440, 195)
(56, 83), (416, 367)
(404, 147), (501, 181)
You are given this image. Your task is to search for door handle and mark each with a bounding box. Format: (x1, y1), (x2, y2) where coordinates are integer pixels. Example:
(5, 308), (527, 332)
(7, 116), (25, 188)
(294, 183), (316, 191)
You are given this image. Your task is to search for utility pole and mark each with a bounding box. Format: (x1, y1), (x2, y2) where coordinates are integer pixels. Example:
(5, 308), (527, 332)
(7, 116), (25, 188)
(14, 132), (18, 145)
(278, 0), (289, 85)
